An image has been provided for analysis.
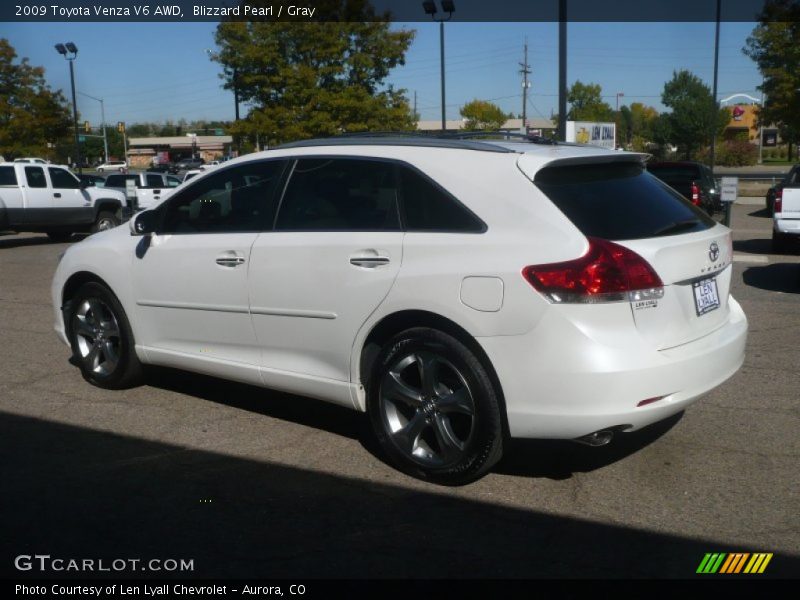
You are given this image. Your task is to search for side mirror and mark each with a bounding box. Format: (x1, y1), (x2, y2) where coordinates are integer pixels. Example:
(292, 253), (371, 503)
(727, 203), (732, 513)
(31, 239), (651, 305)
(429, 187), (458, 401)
(130, 210), (158, 236)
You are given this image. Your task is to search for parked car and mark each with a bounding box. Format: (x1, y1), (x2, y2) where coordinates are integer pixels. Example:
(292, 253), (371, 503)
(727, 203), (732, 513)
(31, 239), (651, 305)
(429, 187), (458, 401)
(647, 161), (720, 215)
(51, 137), (747, 484)
(772, 179), (800, 253)
(182, 169), (203, 182)
(0, 162), (125, 241)
(765, 164), (799, 213)
(78, 174), (106, 188)
(13, 157), (49, 164)
(148, 164), (173, 173)
(104, 172), (182, 211)
(174, 158), (205, 172)
(96, 161), (128, 173)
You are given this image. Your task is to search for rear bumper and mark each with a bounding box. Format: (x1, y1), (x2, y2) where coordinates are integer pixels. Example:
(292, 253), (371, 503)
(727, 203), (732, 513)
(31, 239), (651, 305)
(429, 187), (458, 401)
(774, 216), (800, 236)
(477, 296), (747, 440)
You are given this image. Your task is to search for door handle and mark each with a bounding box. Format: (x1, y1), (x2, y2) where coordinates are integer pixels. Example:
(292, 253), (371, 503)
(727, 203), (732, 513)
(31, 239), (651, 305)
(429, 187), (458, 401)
(153, 189), (161, 194)
(216, 255), (246, 267)
(53, 193), (61, 198)
(350, 256), (390, 268)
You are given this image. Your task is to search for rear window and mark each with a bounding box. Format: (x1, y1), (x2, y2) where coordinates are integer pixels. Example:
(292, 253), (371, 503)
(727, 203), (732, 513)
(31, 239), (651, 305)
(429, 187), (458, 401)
(105, 174), (139, 188)
(535, 162), (716, 240)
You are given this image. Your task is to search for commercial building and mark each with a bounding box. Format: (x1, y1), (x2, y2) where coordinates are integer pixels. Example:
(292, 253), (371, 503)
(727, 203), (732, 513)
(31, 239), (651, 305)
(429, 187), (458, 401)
(126, 135), (233, 169)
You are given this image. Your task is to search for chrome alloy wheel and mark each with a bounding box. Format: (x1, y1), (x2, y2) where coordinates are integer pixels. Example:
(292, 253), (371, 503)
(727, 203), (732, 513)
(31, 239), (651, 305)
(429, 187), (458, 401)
(379, 351), (476, 468)
(96, 217), (116, 231)
(72, 298), (121, 377)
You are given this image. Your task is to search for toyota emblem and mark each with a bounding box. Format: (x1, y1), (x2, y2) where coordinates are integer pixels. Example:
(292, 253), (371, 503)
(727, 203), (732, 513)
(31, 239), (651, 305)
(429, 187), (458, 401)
(709, 241), (720, 262)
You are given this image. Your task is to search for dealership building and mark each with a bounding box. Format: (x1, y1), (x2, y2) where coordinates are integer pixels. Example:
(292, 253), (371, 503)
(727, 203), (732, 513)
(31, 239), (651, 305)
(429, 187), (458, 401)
(126, 135), (233, 169)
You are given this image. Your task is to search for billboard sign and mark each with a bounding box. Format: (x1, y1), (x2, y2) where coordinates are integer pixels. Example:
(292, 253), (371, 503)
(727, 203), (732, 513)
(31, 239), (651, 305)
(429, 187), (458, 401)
(566, 121), (616, 149)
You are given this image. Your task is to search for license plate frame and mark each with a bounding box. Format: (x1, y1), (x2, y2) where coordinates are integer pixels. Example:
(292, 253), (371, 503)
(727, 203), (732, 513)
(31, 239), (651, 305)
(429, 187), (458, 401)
(693, 277), (720, 316)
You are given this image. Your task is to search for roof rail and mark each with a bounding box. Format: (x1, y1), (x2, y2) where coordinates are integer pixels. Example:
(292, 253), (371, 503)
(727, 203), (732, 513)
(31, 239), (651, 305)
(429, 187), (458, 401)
(274, 135), (516, 153)
(443, 131), (559, 145)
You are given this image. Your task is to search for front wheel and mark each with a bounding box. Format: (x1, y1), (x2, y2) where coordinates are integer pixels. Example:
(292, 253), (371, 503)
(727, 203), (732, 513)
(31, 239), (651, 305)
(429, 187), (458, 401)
(368, 328), (504, 485)
(97, 168), (104, 173)
(92, 210), (120, 233)
(67, 282), (143, 389)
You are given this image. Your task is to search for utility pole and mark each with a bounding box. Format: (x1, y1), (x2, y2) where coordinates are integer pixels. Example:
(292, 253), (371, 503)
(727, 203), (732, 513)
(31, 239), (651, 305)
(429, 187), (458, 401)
(709, 0), (721, 173)
(414, 90), (418, 120)
(519, 38), (531, 131)
(557, 0), (567, 141)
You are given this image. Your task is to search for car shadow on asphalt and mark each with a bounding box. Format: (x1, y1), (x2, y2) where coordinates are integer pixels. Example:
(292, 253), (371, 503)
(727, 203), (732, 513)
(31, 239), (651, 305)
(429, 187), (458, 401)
(733, 238), (774, 256)
(742, 263), (800, 294)
(496, 413), (683, 479)
(144, 366), (681, 482)
(748, 207), (772, 218)
(3, 410), (798, 578)
(0, 234), (88, 249)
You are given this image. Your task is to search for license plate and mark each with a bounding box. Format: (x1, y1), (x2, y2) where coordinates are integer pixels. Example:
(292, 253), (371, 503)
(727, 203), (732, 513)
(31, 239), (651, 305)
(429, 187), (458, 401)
(693, 277), (720, 316)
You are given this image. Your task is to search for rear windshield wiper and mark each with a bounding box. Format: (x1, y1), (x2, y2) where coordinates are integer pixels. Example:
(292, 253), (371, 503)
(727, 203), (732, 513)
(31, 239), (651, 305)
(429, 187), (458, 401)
(654, 219), (701, 236)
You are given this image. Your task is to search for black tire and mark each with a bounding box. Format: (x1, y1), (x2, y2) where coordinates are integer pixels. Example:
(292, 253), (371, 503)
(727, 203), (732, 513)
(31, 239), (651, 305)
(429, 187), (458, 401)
(92, 210), (120, 233)
(67, 282), (143, 389)
(47, 232), (72, 242)
(772, 230), (788, 254)
(367, 327), (503, 485)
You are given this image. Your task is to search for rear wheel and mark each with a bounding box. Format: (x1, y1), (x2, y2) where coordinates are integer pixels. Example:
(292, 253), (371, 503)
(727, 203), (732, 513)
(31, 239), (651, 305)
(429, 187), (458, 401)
(368, 328), (503, 485)
(47, 232), (72, 242)
(97, 167), (104, 173)
(67, 282), (143, 389)
(92, 210), (119, 233)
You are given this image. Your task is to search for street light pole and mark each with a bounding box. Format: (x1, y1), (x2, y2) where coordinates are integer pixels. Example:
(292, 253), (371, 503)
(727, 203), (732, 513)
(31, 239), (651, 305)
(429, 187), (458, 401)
(423, 1), (455, 133)
(78, 92), (109, 164)
(55, 42), (81, 174)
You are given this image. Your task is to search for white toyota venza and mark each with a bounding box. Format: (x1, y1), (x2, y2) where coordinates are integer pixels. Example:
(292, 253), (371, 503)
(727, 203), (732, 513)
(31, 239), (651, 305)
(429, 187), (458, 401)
(52, 137), (747, 484)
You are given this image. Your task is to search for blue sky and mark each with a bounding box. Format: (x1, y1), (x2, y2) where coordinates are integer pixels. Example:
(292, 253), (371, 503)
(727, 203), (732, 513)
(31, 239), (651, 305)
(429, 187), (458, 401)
(0, 21), (763, 126)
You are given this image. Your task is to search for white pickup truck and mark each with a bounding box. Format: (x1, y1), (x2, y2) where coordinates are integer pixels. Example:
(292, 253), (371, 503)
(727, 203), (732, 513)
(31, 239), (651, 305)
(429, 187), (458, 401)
(773, 183), (800, 253)
(0, 162), (126, 242)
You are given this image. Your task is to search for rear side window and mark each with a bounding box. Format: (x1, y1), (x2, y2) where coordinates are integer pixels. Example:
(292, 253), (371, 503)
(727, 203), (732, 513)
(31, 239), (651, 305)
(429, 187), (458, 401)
(399, 167), (485, 232)
(276, 158), (401, 231)
(105, 174), (138, 188)
(24, 166), (47, 188)
(0, 166), (17, 185)
(535, 162), (716, 240)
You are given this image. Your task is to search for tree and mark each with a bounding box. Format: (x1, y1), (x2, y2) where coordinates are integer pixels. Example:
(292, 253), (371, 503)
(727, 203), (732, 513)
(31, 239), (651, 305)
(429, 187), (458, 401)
(0, 38), (72, 160)
(212, 2), (416, 146)
(744, 0), (800, 160)
(566, 81), (614, 122)
(460, 99), (507, 131)
(660, 70), (729, 160)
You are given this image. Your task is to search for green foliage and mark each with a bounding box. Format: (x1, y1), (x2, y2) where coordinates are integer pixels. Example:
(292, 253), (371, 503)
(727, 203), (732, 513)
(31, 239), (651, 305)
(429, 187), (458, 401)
(616, 102), (659, 147)
(660, 69), (729, 159)
(744, 1), (800, 161)
(212, 4), (416, 145)
(0, 38), (72, 160)
(460, 99), (507, 131)
(566, 81), (614, 122)
(697, 140), (758, 166)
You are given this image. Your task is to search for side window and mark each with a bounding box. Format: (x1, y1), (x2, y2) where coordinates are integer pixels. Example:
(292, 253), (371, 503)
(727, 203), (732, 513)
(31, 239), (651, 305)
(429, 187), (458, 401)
(275, 158), (401, 231)
(166, 176), (182, 187)
(24, 166), (47, 188)
(145, 174), (164, 188)
(48, 168), (81, 189)
(160, 160), (285, 234)
(398, 166), (485, 232)
(0, 166), (17, 186)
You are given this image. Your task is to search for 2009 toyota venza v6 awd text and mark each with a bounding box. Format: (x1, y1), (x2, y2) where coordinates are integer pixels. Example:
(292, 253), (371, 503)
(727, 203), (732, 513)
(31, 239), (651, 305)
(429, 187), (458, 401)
(51, 136), (747, 485)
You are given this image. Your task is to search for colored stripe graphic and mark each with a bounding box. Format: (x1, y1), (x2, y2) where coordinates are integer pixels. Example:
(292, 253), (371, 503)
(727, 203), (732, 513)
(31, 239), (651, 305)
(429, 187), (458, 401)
(698, 552), (773, 574)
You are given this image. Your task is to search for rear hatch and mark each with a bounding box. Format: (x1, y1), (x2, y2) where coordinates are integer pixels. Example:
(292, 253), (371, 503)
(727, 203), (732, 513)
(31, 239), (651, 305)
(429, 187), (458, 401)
(528, 157), (732, 350)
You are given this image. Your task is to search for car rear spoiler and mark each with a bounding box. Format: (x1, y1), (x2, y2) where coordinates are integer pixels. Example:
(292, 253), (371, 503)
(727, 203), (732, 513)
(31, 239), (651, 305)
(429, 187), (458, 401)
(517, 152), (651, 182)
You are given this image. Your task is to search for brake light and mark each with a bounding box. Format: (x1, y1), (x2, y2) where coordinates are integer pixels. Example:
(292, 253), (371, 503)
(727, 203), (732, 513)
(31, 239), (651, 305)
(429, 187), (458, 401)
(690, 182), (701, 206)
(775, 188), (782, 213)
(522, 238), (664, 304)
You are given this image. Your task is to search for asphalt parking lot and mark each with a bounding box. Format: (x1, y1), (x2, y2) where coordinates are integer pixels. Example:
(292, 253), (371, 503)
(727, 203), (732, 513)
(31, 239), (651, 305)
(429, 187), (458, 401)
(1, 201), (798, 579)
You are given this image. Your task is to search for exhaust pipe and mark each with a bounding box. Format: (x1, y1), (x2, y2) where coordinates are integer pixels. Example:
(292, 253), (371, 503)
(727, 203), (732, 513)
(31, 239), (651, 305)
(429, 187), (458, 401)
(574, 429), (615, 447)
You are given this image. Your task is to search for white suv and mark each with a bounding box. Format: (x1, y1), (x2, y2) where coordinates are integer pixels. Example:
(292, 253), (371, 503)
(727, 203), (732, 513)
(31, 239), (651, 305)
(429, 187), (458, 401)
(51, 137), (747, 484)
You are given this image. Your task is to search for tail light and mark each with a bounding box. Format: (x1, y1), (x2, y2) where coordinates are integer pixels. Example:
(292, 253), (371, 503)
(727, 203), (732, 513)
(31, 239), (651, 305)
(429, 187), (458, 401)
(522, 237), (664, 304)
(775, 188), (783, 213)
(690, 182), (701, 206)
